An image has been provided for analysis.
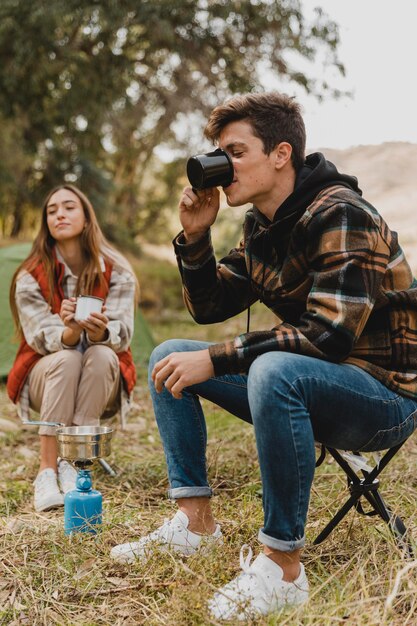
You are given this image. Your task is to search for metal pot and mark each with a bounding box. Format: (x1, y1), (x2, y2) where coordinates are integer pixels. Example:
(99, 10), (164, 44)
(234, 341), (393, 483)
(22, 421), (113, 462)
(55, 426), (113, 462)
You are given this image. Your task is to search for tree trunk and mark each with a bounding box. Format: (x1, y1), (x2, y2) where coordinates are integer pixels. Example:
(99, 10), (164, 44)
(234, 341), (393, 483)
(10, 193), (24, 237)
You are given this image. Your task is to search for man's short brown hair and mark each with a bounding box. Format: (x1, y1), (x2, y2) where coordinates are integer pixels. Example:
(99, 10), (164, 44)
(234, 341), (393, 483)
(204, 92), (306, 172)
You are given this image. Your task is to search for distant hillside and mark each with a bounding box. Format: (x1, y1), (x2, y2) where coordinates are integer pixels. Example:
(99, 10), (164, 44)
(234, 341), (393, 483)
(314, 142), (417, 271)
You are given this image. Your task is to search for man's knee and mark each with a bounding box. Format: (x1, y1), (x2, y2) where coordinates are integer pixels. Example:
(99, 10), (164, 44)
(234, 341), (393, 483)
(248, 352), (307, 393)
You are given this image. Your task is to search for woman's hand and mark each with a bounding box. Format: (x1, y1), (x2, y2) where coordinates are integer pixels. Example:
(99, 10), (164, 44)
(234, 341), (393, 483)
(151, 349), (214, 399)
(60, 297), (81, 331)
(179, 186), (220, 243)
(79, 310), (109, 343)
(60, 297), (83, 345)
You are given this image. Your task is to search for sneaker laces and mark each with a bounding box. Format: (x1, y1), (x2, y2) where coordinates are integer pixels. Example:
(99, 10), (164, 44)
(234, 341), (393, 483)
(235, 546), (306, 606)
(209, 546), (309, 619)
(59, 460), (77, 479)
(58, 460), (77, 492)
(220, 545), (267, 599)
(143, 515), (190, 549)
(33, 468), (64, 511)
(240, 544), (254, 573)
(149, 518), (176, 543)
(143, 513), (209, 554)
(34, 468), (56, 489)
(238, 545), (269, 593)
(208, 545), (271, 620)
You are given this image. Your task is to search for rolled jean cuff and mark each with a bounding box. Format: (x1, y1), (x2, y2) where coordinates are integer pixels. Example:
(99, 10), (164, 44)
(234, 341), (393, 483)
(168, 486), (213, 499)
(258, 529), (305, 552)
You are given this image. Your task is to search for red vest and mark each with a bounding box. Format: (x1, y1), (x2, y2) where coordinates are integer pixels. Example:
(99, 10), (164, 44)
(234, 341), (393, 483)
(7, 255), (136, 403)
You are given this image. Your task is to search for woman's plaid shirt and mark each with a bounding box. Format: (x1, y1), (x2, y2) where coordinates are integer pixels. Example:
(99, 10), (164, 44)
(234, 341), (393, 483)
(174, 185), (417, 399)
(14, 251), (136, 424)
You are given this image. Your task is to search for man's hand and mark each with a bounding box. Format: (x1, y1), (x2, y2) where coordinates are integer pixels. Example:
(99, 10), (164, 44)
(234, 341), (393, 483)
(152, 349), (214, 399)
(179, 186), (220, 243)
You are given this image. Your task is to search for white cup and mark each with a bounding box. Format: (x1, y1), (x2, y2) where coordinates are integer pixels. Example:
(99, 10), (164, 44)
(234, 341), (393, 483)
(75, 295), (104, 321)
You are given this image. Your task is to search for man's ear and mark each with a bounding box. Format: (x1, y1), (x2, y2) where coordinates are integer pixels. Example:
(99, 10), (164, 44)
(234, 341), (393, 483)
(274, 142), (293, 170)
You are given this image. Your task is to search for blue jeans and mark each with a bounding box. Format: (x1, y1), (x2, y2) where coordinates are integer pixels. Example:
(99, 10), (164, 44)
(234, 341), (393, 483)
(148, 339), (417, 552)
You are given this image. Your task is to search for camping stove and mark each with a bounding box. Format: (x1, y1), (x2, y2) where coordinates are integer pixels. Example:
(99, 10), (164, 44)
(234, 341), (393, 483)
(55, 426), (113, 535)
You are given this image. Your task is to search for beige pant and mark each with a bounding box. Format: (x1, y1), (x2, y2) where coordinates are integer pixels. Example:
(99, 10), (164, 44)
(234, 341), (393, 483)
(28, 345), (120, 436)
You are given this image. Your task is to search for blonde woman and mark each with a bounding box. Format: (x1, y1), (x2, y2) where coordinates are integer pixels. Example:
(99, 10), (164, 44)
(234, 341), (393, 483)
(8, 185), (138, 512)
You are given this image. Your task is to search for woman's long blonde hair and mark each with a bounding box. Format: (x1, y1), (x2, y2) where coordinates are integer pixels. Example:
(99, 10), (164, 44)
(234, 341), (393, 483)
(10, 184), (139, 336)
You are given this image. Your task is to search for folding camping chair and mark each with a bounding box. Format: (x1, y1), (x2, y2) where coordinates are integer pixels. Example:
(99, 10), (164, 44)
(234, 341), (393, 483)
(314, 440), (413, 556)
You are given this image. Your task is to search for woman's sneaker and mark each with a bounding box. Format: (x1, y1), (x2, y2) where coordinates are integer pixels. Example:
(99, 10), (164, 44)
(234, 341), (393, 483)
(208, 545), (309, 621)
(33, 468), (64, 512)
(57, 459), (77, 494)
(110, 510), (223, 563)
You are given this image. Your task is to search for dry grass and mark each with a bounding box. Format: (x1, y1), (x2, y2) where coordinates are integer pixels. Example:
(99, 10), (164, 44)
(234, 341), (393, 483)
(1, 306), (417, 625)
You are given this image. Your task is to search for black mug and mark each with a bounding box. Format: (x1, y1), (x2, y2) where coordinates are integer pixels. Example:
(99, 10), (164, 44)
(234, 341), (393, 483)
(186, 148), (234, 190)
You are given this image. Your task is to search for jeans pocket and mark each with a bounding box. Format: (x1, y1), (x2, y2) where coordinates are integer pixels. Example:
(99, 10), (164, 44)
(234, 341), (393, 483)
(360, 410), (417, 452)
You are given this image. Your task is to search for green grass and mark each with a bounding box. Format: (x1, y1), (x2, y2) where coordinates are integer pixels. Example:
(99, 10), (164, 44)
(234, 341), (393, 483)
(1, 249), (417, 625)
(1, 374), (417, 625)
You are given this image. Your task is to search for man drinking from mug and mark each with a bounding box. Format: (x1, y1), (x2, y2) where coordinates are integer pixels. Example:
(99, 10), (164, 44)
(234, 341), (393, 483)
(111, 92), (417, 620)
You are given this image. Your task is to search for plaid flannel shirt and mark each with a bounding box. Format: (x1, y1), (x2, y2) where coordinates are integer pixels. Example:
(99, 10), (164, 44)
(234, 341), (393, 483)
(15, 250), (136, 426)
(174, 185), (417, 399)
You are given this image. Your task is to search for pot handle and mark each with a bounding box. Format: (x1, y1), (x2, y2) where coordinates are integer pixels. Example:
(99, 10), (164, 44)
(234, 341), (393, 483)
(22, 420), (65, 427)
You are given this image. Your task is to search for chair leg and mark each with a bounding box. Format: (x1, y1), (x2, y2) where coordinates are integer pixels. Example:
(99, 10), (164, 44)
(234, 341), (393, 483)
(313, 477), (382, 545)
(362, 485), (392, 523)
(314, 444), (413, 556)
(314, 491), (361, 544)
(365, 488), (413, 557)
(98, 458), (117, 477)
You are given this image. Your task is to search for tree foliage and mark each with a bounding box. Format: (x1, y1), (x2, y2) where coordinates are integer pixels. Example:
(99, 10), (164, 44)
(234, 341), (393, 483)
(0, 0), (344, 244)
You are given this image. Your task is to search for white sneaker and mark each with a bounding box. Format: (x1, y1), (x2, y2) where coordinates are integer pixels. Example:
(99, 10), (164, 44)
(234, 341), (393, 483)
(58, 459), (77, 494)
(33, 468), (65, 512)
(110, 510), (223, 564)
(208, 545), (309, 621)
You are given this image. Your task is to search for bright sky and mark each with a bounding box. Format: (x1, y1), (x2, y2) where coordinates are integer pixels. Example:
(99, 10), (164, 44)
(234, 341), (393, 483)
(294, 0), (417, 150)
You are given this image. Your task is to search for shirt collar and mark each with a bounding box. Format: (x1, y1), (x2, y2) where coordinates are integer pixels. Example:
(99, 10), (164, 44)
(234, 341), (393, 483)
(55, 247), (105, 278)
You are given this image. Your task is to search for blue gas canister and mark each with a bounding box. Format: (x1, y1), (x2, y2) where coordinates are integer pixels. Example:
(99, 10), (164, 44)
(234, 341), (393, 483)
(64, 468), (102, 535)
